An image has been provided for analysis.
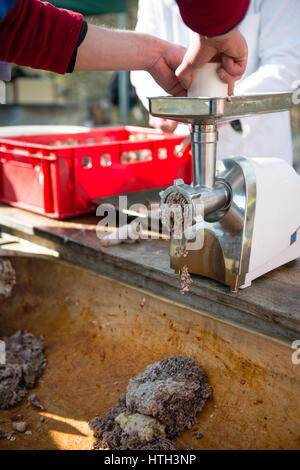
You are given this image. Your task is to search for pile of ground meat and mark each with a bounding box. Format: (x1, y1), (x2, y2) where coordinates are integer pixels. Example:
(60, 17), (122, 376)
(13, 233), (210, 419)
(0, 331), (47, 409)
(89, 356), (212, 450)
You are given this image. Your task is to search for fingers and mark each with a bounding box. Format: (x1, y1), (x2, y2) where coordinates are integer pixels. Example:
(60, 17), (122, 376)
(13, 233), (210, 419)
(174, 63), (194, 90)
(175, 49), (214, 90)
(217, 67), (236, 95)
(149, 55), (187, 96)
(220, 31), (248, 93)
(228, 81), (235, 96)
(217, 54), (247, 95)
(215, 31), (248, 95)
(160, 119), (178, 133)
(149, 116), (178, 132)
(149, 30), (247, 98)
(221, 55), (247, 78)
(175, 36), (216, 89)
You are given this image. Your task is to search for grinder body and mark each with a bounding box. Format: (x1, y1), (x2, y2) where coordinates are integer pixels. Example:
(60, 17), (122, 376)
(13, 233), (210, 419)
(167, 156), (300, 291)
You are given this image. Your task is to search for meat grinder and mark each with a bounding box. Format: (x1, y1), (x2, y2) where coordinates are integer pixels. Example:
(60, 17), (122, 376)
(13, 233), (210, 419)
(148, 93), (300, 291)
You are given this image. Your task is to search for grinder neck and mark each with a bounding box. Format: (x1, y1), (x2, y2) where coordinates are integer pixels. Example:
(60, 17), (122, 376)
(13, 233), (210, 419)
(191, 122), (218, 189)
(160, 120), (230, 223)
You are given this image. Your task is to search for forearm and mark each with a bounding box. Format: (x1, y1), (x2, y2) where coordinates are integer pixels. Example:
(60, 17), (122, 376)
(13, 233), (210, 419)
(75, 25), (166, 72)
(75, 25), (187, 97)
(0, 0), (169, 76)
(0, 0), (186, 96)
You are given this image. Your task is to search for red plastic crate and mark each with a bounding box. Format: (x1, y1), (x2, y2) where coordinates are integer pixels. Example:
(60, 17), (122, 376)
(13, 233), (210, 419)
(0, 126), (192, 219)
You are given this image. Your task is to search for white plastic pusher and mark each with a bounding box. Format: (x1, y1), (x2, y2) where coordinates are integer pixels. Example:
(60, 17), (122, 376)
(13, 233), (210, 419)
(188, 63), (228, 98)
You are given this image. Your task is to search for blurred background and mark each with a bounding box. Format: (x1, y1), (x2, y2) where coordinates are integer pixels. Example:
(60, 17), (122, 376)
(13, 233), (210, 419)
(0, 0), (299, 171)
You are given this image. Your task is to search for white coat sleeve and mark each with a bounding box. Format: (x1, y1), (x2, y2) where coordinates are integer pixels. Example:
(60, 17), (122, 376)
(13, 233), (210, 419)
(236, 0), (300, 95)
(130, 0), (168, 110)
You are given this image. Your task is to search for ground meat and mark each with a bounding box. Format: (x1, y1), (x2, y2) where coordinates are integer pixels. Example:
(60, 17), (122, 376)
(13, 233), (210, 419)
(126, 356), (212, 437)
(92, 439), (105, 450)
(162, 192), (191, 236)
(180, 265), (193, 295)
(0, 331), (47, 409)
(89, 394), (171, 450)
(174, 245), (188, 258)
(166, 192), (188, 210)
(89, 356), (212, 450)
(89, 409), (178, 450)
(162, 193), (193, 295)
(0, 426), (14, 440)
(0, 427), (9, 439)
(10, 414), (23, 422)
(194, 431), (204, 439)
(136, 439), (179, 450)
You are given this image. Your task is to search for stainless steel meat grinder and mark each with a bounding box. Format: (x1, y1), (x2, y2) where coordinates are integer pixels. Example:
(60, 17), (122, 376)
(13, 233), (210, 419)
(148, 93), (300, 291)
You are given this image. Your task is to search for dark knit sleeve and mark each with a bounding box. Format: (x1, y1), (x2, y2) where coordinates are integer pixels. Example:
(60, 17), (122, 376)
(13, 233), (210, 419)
(0, 0), (84, 75)
(175, 0), (250, 37)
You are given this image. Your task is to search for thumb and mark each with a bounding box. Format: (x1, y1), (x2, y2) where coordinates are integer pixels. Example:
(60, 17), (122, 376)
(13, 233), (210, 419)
(175, 62), (194, 90)
(175, 45), (216, 90)
(217, 66), (236, 95)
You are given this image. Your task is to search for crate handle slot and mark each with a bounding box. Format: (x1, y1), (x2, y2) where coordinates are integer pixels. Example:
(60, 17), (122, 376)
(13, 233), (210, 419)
(100, 154), (112, 167)
(82, 156), (93, 169)
(158, 148), (168, 160)
(121, 149), (152, 164)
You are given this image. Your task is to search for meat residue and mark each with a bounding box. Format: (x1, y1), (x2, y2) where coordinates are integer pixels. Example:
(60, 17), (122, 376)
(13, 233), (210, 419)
(180, 265), (193, 295)
(0, 331), (47, 410)
(89, 355), (212, 450)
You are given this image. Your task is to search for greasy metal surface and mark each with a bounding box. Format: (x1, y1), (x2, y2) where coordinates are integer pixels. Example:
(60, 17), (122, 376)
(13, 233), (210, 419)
(160, 178), (229, 219)
(148, 92), (293, 124)
(191, 124), (218, 188)
(0, 256), (300, 450)
(171, 231), (226, 284)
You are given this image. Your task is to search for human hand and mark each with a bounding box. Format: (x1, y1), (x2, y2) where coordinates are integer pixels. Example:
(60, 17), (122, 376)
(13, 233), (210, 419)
(175, 29), (248, 95)
(147, 38), (187, 97)
(149, 116), (178, 133)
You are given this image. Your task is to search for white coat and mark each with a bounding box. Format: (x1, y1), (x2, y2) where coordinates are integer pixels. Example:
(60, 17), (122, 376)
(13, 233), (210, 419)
(131, 0), (300, 164)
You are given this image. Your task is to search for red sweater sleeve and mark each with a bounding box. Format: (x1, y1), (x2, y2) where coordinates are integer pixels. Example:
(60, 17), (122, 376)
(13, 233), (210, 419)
(176, 0), (250, 37)
(0, 0), (83, 74)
